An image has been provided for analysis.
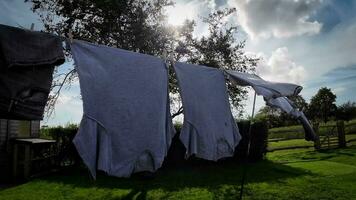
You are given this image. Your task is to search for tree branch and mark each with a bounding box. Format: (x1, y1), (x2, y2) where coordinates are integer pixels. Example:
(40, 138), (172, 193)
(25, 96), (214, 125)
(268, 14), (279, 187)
(45, 68), (76, 118)
(171, 106), (183, 118)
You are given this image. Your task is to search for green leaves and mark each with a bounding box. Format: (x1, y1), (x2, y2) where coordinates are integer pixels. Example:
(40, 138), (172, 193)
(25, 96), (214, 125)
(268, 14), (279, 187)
(29, 1), (257, 117)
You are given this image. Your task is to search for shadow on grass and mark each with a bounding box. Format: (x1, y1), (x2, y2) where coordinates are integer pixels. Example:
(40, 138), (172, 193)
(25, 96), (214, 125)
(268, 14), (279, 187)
(271, 146), (356, 164)
(34, 159), (312, 199)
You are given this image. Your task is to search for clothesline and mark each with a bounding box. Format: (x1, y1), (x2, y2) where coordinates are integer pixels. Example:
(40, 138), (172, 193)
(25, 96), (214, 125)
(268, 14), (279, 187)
(1, 23), (316, 179)
(25, 23), (262, 83)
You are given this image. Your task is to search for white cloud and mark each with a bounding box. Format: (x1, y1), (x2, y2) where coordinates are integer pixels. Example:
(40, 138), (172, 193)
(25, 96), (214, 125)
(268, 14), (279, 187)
(229, 0), (323, 40)
(165, 0), (229, 37)
(332, 87), (346, 95)
(256, 47), (307, 84)
(302, 21), (356, 75)
(43, 85), (83, 126)
(242, 47), (308, 117)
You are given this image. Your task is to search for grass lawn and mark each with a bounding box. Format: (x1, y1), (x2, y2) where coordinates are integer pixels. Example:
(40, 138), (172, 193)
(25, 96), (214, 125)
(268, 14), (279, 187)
(268, 138), (314, 150)
(1, 145), (356, 200)
(268, 134), (356, 151)
(268, 119), (356, 139)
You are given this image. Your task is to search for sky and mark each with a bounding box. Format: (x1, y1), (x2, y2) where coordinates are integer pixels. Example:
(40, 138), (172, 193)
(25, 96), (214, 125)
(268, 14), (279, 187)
(1, 0), (356, 126)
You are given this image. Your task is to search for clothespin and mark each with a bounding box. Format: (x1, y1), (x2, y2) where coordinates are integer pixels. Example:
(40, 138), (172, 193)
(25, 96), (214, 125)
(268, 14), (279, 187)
(68, 29), (73, 43)
(223, 70), (230, 80)
(30, 23), (35, 31)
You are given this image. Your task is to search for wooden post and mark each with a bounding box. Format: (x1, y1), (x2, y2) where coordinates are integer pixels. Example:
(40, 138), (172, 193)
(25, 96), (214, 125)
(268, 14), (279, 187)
(337, 120), (346, 148)
(313, 122), (321, 150)
(5, 120), (10, 152)
(12, 144), (18, 181)
(23, 144), (31, 180)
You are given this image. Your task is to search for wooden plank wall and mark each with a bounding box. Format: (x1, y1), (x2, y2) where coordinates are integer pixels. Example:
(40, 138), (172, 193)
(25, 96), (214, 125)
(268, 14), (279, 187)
(0, 120), (7, 152)
(31, 121), (40, 137)
(0, 119), (40, 182)
(0, 119), (10, 182)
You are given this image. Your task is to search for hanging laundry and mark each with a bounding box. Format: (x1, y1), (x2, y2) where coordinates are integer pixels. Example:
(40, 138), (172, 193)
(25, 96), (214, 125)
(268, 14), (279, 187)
(226, 70), (316, 141)
(0, 24), (64, 120)
(266, 97), (316, 141)
(225, 70), (302, 99)
(71, 40), (175, 178)
(173, 62), (241, 161)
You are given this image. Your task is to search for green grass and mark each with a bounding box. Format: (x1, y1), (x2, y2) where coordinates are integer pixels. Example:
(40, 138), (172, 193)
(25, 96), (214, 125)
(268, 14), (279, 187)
(268, 138), (314, 150)
(1, 145), (356, 200)
(267, 134), (356, 151)
(268, 119), (356, 139)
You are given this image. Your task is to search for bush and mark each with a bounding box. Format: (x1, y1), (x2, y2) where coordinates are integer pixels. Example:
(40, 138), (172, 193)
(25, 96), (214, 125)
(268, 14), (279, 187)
(42, 120), (268, 171)
(336, 102), (356, 121)
(234, 120), (268, 162)
(164, 120), (269, 167)
(40, 124), (80, 167)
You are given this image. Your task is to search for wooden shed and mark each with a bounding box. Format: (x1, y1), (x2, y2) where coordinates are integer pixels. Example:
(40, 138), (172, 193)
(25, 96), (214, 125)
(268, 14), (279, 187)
(0, 119), (40, 182)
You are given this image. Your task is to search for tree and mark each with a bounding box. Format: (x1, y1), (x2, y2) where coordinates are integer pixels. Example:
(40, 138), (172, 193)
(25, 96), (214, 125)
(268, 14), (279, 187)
(336, 101), (356, 121)
(308, 87), (337, 123)
(28, 1), (258, 118)
(173, 8), (258, 116)
(289, 95), (308, 113)
(255, 106), (283, 128)
(28, 0), (175, 117)
(255, 95), (309, 128)
(278, 95), (308, 125)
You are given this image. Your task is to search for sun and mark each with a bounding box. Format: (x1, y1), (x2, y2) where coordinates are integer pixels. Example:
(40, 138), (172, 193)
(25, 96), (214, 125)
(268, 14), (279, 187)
(166, 3), (195, 26)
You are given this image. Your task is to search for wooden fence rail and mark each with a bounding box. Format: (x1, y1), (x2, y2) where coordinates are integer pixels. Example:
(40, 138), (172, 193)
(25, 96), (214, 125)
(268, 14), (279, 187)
(268, 120), (351, 152)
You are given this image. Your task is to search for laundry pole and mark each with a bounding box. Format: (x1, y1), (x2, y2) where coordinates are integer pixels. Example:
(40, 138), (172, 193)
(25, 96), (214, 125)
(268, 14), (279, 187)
(239, 90), (257, 200)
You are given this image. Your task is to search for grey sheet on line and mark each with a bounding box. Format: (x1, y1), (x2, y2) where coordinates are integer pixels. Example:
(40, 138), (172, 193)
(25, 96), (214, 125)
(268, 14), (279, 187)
(225, 70), (302, 99)
(266, 97), (316, 141)
(71, 40), (175, 178)
(174, 62), (241, 161)
(226, 70), (316, 141)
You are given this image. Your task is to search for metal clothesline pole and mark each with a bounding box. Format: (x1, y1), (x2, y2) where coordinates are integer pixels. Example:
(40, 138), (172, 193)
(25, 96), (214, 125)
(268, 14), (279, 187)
(239, 90), (257, 200)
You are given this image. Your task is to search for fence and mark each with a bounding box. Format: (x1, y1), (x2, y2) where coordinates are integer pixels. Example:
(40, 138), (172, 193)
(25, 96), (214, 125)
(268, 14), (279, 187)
(268, 120), (356, 152)
(313, 121), (346, 150)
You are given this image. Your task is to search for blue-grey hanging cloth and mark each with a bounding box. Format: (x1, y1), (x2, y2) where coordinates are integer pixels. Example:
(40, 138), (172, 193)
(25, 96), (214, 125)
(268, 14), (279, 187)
(173, 62), (241, 161)
(225, 70), (317, 141)
(71, 40), (175, 178)
(0, 24), (65, 120)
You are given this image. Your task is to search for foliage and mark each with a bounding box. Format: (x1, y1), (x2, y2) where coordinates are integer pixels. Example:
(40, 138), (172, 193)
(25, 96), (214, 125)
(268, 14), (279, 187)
(40, 123), (80, 166)
(289, 95), (309, 113)
(254, 106), (283, 128)
(40, 123), (78, 138)
(28, 0), (258, 118)
(174, 9), (258, 113)
(308, 87), (337, 123)
(234, 120), (268, 161)
(255, 95), (308, 128)
(167, 120), (268, 166)
(28, 0), (175, 117)
(336, 101), (356, 121)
